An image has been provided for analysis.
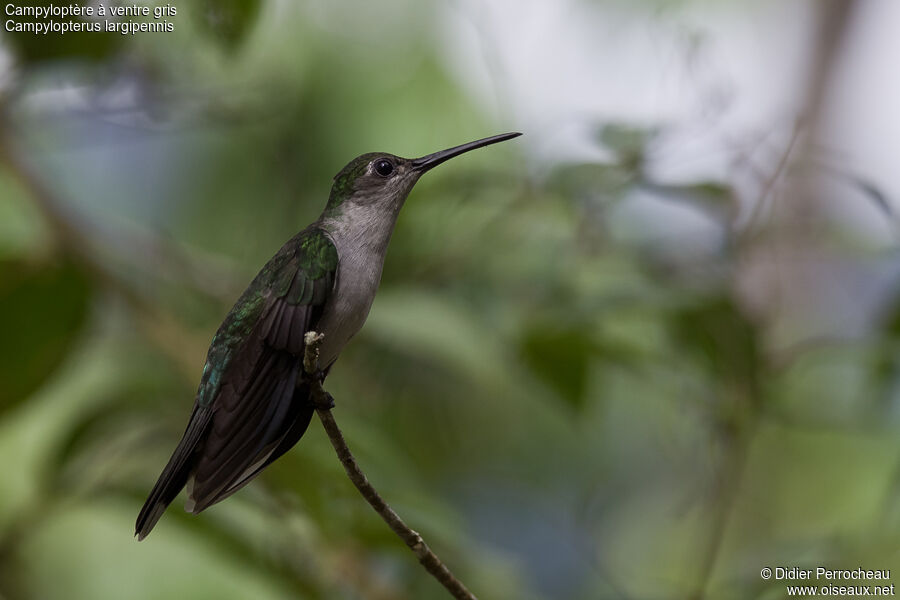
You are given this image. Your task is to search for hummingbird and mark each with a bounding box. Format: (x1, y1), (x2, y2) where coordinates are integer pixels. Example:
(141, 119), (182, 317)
(135, 132), (522, 539)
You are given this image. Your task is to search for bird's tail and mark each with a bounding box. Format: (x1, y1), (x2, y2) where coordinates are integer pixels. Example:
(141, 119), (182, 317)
(135, 405), (212, 540)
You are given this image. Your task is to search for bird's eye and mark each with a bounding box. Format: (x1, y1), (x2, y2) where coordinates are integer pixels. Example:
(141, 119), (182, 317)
(373, 159), (394, 177)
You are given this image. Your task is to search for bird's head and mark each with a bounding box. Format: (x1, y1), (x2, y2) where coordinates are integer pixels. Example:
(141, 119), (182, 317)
(321, 132), (522, 223)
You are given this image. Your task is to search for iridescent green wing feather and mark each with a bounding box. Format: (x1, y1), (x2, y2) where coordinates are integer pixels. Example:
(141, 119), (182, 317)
(136, 227), (338, 538)
(196, 227), (338, 406)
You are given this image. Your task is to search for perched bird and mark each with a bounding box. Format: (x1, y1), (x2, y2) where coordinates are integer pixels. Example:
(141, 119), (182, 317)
(135, 132), (522, 539)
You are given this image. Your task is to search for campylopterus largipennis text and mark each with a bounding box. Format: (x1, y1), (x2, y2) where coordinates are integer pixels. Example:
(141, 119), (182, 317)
(135, 132), (522, 539)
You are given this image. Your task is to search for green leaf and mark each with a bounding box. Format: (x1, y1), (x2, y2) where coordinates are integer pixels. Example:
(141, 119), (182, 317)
(193, 0), (262, 50)
(4, 0), (122, 65)
(519, 323), (595, 411)
(48, 401), (150, 489)
(546, 162), (634, 203)
(0, 258), (92, 415)
(597, 123), (656, 169)
(670, 295), (760, 391)
(363, 289), (507, 390)
(873, 294), (900, 399)
(643, 180), (735, 219)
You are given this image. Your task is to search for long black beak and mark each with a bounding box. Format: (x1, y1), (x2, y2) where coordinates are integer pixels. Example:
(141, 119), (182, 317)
(411, 132), (522, 172)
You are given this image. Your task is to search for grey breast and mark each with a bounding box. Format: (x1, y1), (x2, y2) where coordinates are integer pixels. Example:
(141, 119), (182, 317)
(315, 235), (387, 367)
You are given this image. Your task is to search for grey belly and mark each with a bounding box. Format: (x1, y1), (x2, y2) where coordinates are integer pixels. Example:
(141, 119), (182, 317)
(314, 258), (382, 368)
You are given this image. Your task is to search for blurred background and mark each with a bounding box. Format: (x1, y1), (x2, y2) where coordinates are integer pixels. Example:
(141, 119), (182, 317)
(1, 0), (899, 598)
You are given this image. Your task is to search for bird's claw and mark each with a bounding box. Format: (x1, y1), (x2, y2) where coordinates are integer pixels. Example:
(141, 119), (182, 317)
(301, 367), (327, 385)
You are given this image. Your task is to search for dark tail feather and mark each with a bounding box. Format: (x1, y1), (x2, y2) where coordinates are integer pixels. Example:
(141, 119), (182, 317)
(186, 374), (313, 513)
(135, 405), (212, 540)
(258, 382), (316, 470)
(191, 382), (316, 512)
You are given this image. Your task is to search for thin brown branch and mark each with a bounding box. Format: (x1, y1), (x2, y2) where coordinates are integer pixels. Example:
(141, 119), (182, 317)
(0, 133), (208, 380)
(686, 418), (757, 600)
(741, 119), (803, 237)
(302, 332), (479, 600)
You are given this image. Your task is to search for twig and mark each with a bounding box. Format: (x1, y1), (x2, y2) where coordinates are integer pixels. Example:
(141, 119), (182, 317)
(0, 133), (209, 381)
(741, 119), (802, 237)
(302, 332), (478, 600)
(686, 419), (757, 600)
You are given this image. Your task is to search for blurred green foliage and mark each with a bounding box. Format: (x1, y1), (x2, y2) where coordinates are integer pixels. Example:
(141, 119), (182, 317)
(0, 2), (898, 600)
(0, 259), (91, 412)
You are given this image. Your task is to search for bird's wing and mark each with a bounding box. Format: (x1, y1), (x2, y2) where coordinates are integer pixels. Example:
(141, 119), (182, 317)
(135, 227), (338, 539)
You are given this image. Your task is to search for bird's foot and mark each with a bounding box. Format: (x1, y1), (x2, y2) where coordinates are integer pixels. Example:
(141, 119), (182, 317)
(301, 366), (328, 384)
